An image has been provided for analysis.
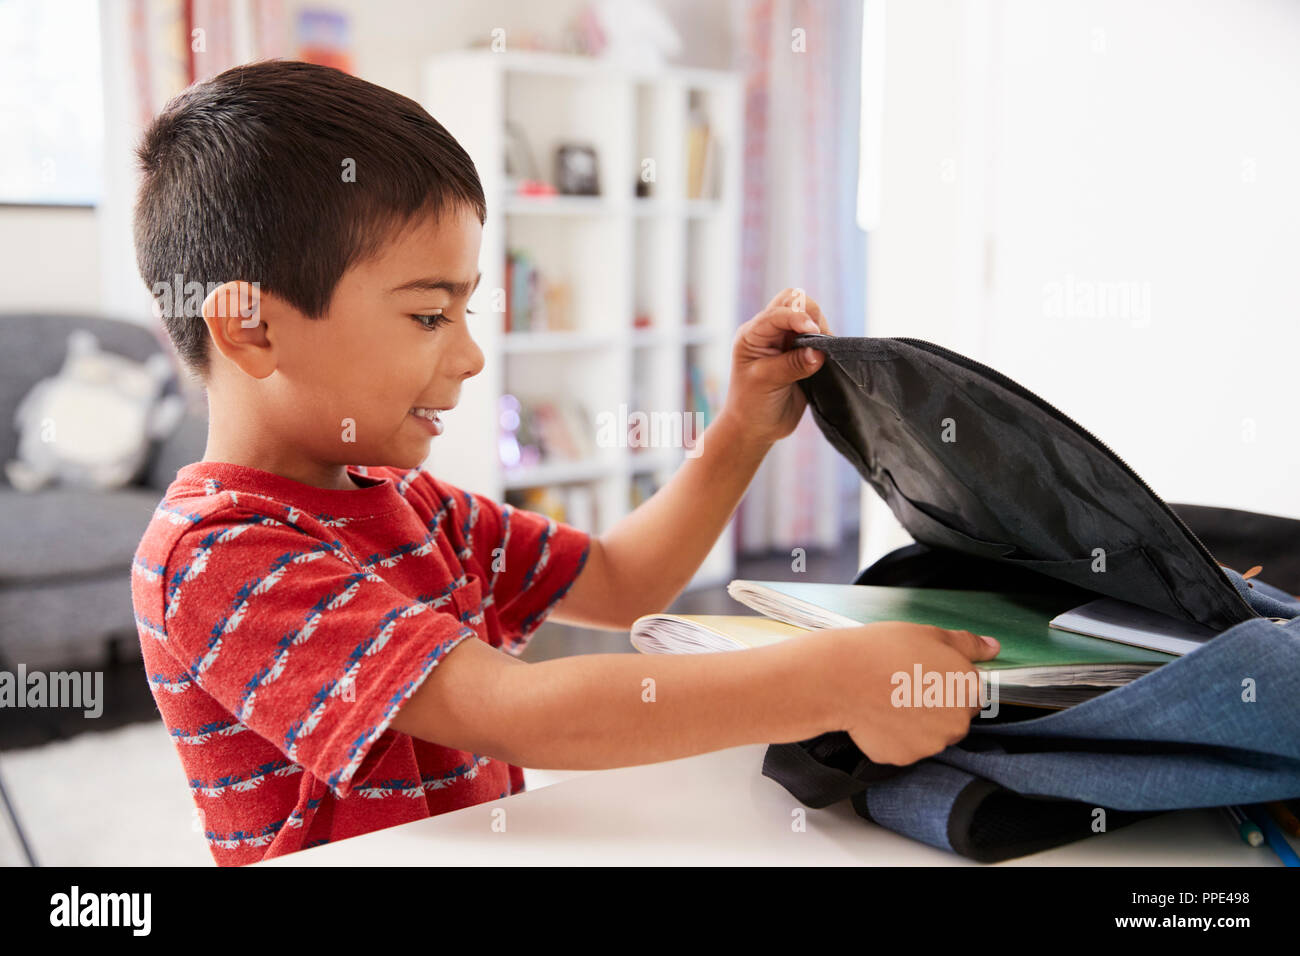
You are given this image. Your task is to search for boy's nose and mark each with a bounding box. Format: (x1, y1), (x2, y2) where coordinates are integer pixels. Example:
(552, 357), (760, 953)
(456, 325), (485, 381)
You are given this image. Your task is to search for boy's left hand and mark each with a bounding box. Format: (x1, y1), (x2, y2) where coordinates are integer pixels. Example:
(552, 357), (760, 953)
(717, 288), (832, 447)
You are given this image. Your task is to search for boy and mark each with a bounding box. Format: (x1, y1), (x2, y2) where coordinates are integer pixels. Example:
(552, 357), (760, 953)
(130, 60), (999, 866)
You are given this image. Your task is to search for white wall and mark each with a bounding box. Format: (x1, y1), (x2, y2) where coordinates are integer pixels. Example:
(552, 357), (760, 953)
(986, 0), (1300, 520)
(0, 205), (101, 313)
(863, 0), (1300, 568)
(336, 0), (732, 101)
(863, 0), (969, 343)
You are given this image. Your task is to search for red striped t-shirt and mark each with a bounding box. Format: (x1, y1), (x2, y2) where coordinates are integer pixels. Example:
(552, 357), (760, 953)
(130, 460), (590, 865)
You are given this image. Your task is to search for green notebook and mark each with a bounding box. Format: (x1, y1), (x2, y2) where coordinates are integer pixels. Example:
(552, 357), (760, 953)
(718, 580), (1179, 708)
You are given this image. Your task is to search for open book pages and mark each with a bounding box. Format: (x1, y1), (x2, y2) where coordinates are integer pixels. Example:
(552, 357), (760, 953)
(629, 614), (809, 654)
(725, 580), (862, 630)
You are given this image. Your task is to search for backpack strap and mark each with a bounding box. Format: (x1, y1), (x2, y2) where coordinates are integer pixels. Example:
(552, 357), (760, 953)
(762, 732), (904, 809)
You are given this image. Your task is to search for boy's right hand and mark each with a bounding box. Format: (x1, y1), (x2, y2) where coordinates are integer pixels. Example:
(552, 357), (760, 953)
(826, 623), (1002, 766)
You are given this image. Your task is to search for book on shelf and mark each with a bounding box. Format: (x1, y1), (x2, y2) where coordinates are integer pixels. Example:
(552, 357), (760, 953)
(508, 483), (598, 533)
(684, 356), (717, 425)
(505, 248), (572, 333)
(630, 580), (1179, 710)
(629, 471), (663, 509)
(505, 248), (527, 332)
(685, 106), (718, 200)
(502, 396), (595, 470)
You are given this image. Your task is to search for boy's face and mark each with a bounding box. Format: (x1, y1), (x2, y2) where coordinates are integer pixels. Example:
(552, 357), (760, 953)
(212, 205), (485, 487)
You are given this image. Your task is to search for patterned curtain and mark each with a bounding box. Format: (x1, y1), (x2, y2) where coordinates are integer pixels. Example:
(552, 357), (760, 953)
(100, 0), (288, 345)
(125, 0), (288, 124)
(731, 0), (867, 556)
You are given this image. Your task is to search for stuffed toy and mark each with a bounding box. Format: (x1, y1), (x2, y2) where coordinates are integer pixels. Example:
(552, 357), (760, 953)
(5, 330), (186, 492)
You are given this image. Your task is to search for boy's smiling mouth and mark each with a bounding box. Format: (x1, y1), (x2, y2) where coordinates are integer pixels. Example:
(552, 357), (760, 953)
(409, 406), (450, 436)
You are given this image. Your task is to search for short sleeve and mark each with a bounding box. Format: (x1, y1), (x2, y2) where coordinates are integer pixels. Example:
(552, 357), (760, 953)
(452, 486), (591, 652)
(158, 512), (478, 799)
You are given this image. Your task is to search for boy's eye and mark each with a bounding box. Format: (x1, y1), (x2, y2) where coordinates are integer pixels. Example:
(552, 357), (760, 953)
(411, 312), (451, 331)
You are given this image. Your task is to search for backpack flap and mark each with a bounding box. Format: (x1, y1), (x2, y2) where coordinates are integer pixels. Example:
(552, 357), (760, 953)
(793, 334), (1256, 632)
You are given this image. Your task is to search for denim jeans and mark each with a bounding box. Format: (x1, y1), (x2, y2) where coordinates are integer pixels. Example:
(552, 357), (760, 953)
(860, 568), (1300, 853)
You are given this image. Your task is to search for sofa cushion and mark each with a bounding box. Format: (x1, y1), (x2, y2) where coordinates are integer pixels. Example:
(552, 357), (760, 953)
(0, 486), (162, 582)
(145, 408), (208, 490)
(0, 574), (138, 669)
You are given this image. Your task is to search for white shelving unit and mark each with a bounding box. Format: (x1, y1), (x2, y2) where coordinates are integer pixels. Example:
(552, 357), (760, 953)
(421, 51), (742, 590)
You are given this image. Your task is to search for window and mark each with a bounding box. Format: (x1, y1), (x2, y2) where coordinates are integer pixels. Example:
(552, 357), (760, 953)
(0, 0), (103, 205)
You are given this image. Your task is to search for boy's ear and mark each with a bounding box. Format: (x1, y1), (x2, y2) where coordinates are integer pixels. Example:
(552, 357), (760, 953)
(201, 280), (276, 379)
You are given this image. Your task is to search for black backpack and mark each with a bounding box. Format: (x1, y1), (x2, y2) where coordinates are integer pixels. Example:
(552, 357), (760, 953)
(760, 334), (1300, 862)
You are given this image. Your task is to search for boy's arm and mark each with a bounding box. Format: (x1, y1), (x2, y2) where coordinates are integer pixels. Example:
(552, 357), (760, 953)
(549, 290), (831, 630)
(390, 618), (998, 769)
(390, 624), (845, 767)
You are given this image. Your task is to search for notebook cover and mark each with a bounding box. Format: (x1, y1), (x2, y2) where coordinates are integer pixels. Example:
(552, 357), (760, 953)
(730, 580), (1177, 672)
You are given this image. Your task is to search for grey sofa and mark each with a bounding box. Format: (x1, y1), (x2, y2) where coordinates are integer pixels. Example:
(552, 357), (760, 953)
(0, 314), (207, 670)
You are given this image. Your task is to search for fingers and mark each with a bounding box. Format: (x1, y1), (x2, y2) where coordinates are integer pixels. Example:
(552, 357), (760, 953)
(745, 343), (824, 386)
(742, 306), (823, 351)
(768, 288), (832, 335)
(935, 628), (1001, 662)
(759, 289), (832, 329)
(765, 287), (796, 311)
(924, 627), (992, 719)
(804, 297), (830, 334)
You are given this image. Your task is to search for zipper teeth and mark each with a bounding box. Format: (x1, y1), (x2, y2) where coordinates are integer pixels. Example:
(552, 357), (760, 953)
(881, 337), (1254, 619)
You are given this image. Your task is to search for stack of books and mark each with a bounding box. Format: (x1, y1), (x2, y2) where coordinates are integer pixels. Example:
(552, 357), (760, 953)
(628, 581), (1219, 710)
(505, 249), (572, 332)
(503, 397), (595, 469)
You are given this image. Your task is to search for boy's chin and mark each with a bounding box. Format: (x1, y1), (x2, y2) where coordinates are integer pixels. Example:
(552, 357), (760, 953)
(341, 432), (433, 471)
(368, 442), (430, 471)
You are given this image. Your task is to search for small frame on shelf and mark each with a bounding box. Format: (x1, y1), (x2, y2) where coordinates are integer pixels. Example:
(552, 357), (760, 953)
(554, 143), (601, 196)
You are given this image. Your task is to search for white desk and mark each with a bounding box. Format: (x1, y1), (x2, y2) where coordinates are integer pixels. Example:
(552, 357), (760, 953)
(258, 744), (1287, 866)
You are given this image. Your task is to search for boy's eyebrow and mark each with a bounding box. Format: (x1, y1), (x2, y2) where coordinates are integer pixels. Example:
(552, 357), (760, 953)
(387, 272), (482, 297)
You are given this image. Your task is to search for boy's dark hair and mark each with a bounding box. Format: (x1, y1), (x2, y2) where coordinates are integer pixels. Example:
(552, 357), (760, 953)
(133, 58), (486, 377)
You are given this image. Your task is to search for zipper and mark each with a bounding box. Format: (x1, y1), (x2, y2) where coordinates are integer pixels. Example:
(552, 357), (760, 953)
(859, 336), (1255, 621)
